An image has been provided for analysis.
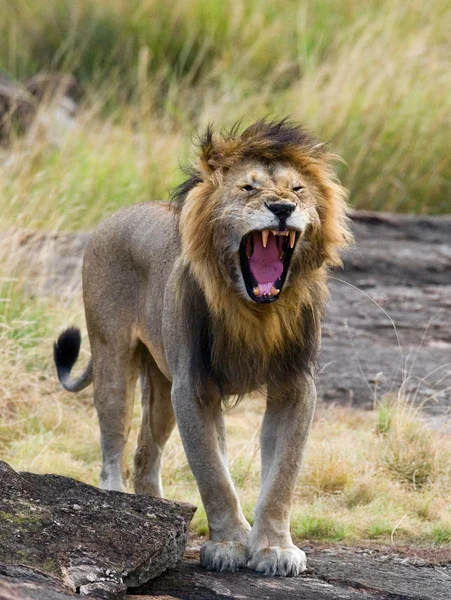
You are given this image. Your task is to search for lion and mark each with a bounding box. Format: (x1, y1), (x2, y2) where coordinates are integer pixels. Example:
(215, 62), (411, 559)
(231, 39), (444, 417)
(54, 119), (350, 577)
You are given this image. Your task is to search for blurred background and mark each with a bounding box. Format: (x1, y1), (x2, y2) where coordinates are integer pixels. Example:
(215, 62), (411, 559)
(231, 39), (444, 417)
(1, 0), (450, 233)
(1, 1), (450, 545)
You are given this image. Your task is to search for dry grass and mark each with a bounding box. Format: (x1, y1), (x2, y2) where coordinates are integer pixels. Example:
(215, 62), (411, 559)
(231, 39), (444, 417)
(0, 282), (450, 545)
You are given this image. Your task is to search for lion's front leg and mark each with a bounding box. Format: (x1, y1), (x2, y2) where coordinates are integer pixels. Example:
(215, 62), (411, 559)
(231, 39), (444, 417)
(171, 379), (251, 572)
(247, 375), (316, 576)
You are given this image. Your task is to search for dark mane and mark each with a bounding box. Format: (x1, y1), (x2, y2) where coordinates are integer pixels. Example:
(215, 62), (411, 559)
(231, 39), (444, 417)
(178, 263), (215, 398)
(170, 166), (203, 212)
(234, 117), (319, 160)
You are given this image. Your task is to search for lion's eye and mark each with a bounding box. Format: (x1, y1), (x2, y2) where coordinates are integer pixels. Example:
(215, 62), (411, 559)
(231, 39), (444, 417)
(292, 185), (304, 193)
(242, 184), (254, 192)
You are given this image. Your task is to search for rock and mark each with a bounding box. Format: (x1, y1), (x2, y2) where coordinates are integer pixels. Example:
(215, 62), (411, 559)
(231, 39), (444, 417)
(0, 71), (78, 144)
(0, 462), (195, 599)
(0, 564), (78, 600)
(320, 211), (451, 414)
(131, 544), (451, 600)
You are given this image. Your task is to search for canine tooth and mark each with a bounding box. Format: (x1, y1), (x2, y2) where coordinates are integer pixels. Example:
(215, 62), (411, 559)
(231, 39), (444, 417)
(261, 230), (269, 248)
(270, 286), (280, 296)
(253, 286), (261, 297)
(289, 230), (296, 248)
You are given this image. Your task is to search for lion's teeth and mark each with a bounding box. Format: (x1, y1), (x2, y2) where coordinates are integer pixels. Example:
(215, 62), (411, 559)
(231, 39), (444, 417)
(253, 286), (261, 297)
(270, 286), (280, 296)
(289, 230), (296, 248)
(261, 230), (269, 248)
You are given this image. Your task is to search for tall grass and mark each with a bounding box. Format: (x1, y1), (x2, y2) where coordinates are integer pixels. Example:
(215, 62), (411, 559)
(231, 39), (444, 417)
(0, 1), (383, 90)
(1, 0), (450, 217)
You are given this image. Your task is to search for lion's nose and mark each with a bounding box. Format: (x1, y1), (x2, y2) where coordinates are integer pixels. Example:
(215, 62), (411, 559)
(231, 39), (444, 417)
(265, 202), (296, 220)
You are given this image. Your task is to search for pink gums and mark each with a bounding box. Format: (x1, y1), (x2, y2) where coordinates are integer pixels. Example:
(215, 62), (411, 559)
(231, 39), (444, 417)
(249, 232), (283, 291)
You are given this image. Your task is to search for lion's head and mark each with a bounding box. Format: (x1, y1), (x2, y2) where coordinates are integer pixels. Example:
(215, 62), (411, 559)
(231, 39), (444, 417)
(174, 119), (350, 307)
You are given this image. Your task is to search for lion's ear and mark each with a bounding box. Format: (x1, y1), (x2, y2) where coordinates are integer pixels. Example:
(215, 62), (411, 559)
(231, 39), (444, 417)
(197, 125), (240, 175)
(198, 124), (220, 174)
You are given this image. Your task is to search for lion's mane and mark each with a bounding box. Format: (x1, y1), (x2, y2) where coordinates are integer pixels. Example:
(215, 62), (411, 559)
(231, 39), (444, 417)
(172, 119), (351, 398)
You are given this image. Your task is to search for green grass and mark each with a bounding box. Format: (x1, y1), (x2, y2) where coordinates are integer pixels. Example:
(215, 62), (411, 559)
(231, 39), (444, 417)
(0, 1), (383, 90)
(292, 514), (348, 541)
(0, 282), (50, 352)
(431, 523), (451, 545)
(366, 520), (395, 540)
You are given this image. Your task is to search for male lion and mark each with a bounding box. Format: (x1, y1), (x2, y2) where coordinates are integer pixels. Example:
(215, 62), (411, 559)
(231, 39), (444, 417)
(54, 119), (350, 577)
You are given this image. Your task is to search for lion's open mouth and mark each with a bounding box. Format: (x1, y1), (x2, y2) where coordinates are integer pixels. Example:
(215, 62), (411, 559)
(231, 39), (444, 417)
(239, 229), (299, 303)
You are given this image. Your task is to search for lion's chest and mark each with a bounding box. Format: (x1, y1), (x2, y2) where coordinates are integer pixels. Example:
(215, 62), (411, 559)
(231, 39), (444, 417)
(211, 339), (276, 396)
(209, 311), (317, 397)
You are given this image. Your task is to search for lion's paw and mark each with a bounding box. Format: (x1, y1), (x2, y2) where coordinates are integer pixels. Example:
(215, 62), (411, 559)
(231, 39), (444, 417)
(247, 546), (307, 577)
(200, 541), (249, 573)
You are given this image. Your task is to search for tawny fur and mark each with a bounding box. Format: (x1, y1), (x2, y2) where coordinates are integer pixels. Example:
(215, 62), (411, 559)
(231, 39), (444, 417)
(54, 118), (351, 577)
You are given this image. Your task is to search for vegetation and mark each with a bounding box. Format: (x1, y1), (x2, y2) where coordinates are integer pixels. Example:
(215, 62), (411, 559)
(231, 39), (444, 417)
(1, 0), (450, 219)
(0, 0), (450, 546)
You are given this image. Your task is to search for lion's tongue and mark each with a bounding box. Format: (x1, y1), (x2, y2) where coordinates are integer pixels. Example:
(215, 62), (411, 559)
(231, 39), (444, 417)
(249, 232), (283, 294)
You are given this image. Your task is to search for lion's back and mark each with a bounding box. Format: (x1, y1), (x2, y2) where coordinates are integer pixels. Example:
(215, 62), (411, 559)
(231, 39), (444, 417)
(82, 202), (180, 333)
(85, 201), (179, 271)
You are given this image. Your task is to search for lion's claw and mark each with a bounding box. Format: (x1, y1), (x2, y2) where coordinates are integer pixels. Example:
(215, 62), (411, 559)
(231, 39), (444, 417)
(247, 546), (307, 577)
(200, 541), (249, 573)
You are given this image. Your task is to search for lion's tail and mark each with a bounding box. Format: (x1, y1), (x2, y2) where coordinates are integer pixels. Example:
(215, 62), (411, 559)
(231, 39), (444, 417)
(53, 327), (93, 392)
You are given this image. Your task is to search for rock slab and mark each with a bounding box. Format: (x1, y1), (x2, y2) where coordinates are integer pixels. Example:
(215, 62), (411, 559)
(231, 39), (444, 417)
(321, 211), (451, 414)
(0, 462), (195, 599)
(131, 545), (451, 600)
(0, 564), (78, 600)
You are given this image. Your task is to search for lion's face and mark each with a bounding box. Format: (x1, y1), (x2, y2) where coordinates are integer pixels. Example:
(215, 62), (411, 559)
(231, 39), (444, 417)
(212, 160), (320, 304)
(176, 119), (350, 316)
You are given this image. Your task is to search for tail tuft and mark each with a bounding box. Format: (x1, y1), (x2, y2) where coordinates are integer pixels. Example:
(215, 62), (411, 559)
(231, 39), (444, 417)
(54, 327), (81, 379)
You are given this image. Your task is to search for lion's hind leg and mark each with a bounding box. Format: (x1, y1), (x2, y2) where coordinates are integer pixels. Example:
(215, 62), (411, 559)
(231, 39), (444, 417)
(134, 351), (175, 497)
(92, 340), (141, 492)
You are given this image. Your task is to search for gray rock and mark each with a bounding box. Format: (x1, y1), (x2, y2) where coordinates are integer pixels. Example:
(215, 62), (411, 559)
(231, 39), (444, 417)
(0, 462), (195, 599)
(134, 545), (451, 600)
(0, 564), (78, 600)
(320, 211), (451, 415)
(0, 71), (77, 143)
